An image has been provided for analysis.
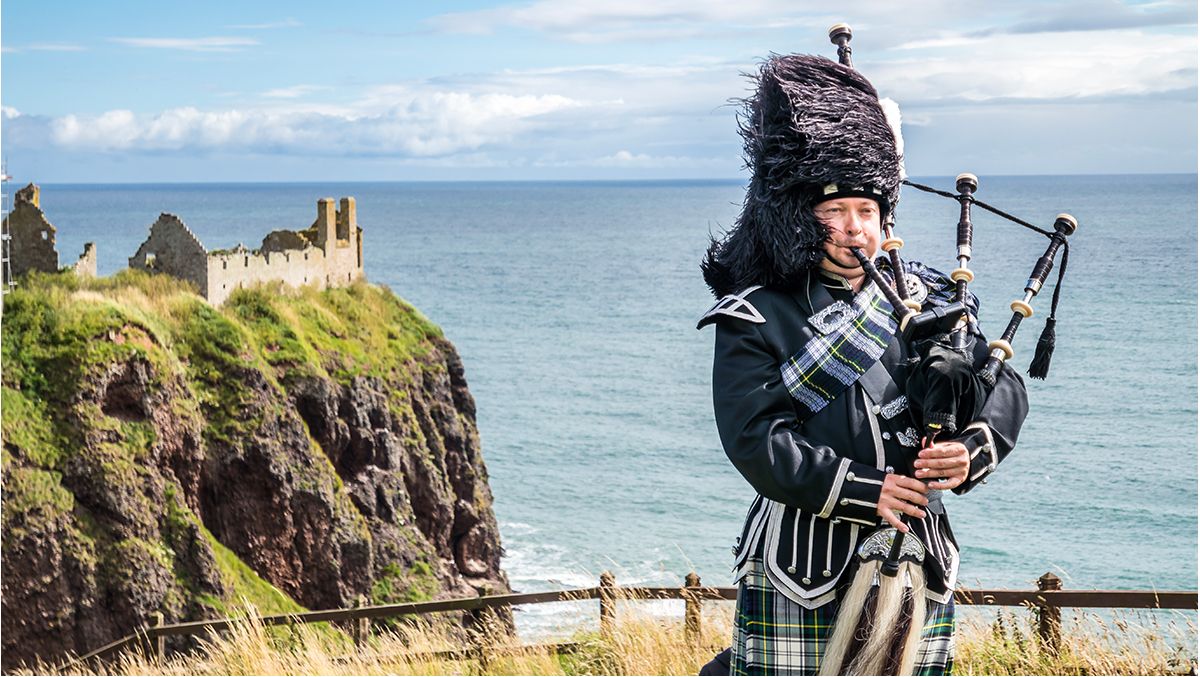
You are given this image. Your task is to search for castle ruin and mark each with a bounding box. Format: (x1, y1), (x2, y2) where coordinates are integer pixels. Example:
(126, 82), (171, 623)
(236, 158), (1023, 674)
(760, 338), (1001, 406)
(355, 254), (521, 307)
(129, 197), (365, 306)
(2, 183), (97, 280)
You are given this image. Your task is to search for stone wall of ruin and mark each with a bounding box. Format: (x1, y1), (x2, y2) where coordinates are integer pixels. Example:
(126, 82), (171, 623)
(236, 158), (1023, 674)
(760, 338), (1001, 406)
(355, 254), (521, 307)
(204, 197), (363, 306)
(73, 242), (97, 278)
(5, 184), (60, 276)
(8, 185), (365, 304)
(128, 214), (209, 296)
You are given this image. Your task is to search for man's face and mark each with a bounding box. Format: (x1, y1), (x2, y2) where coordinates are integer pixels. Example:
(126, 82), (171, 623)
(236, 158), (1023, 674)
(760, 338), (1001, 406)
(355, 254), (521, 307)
(814, 197), (882, 277)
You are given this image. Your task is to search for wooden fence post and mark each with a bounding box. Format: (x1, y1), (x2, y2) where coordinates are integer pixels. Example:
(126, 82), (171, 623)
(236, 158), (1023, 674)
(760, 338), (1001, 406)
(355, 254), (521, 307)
(352, 595), (369, 648)
(685, 572), (702, 650)
(1036, 572), (1062, 653)
(151, 612), (165, 662)
(599, 571), (616, 638)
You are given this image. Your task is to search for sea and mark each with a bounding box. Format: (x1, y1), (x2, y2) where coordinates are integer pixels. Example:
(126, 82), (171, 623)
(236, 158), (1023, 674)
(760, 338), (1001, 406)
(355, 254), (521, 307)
(18, 175), (1199, 639)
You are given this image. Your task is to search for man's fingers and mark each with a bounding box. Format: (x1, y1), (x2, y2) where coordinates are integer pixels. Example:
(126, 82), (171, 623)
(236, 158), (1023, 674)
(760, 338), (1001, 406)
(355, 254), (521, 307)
(920, 443), (969, 458)
(892, 487), (929, 506)
(879, 507), (907, 532)
(928, 477), (964, 490)
(883, 496), (927, 518)
(916, 456), (965, 470)
(896, 500), (927, 520)
(891, 476), (929, 494)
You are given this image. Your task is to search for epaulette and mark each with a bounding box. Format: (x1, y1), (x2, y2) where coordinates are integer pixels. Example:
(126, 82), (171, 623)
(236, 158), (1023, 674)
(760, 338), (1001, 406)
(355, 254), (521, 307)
(696, 286), (765, 329)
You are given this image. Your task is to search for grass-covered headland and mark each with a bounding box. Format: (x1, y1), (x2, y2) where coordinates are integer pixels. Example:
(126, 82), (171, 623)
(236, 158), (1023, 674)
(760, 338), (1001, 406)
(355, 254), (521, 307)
(2, 270), (507, 671)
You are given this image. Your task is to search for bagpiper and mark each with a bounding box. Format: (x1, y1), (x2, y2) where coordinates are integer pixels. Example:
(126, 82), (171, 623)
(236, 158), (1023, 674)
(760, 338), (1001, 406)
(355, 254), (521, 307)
(696, 29), (1032, 676)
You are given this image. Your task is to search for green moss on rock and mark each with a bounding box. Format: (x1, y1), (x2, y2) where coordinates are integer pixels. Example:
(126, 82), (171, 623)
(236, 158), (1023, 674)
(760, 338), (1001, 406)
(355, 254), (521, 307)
(370, 558), (440, 605)
(1, 466), (74, 541)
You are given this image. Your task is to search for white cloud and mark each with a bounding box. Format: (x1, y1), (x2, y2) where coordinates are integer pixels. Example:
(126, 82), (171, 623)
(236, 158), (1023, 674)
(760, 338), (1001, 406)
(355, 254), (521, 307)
(11, 14), (1194, 176)
(592, 150), (717, 167)
(893, 35), (983, 51)
(109, 37), (259, 52)
(427, 0), (1195, 47)
(3, 106), (22, 119)
(2, 43), (87, 53)
(428, 0), (840, 42)
(261, 85), (329, 99)
(42, 91), (589, 157)
(873, 29), (1196, 105)
(30, 43), (87, 52)
(226, 18), (301, 30)
(980, 0), (1195, 35)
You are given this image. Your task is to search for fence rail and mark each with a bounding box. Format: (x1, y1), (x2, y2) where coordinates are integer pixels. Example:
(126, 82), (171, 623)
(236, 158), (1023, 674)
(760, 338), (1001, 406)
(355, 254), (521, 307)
(59, 571), (1197, 672)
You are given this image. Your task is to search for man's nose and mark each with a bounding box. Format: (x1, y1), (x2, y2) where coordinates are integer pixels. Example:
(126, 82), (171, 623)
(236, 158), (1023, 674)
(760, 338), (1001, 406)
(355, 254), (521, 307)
(844, 213), (865, 235)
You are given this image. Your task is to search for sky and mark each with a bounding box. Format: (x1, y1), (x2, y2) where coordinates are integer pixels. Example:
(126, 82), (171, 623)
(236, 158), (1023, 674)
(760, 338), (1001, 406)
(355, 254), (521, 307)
(1, 0), (1196, 182)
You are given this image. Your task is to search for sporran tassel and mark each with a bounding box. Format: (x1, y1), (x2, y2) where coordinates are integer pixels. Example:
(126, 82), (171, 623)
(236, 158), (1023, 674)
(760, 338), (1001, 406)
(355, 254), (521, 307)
(847, 569), (907, 675)
(821, 557), (930, 675)
(819, 560), (879, 675)
(896, 562), (928, 676)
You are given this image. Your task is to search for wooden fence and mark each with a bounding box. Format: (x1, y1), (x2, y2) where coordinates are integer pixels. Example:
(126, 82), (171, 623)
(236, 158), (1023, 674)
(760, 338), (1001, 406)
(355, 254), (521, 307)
(59, 571), (1197, 672)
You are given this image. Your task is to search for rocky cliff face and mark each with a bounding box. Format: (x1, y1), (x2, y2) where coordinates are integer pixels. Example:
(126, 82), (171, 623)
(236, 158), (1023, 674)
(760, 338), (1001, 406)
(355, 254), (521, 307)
(1, 272), (508, 671)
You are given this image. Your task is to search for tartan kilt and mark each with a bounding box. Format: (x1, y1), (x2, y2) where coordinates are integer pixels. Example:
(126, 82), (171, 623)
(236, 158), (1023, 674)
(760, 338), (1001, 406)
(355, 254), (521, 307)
(732, 557), (954, 675)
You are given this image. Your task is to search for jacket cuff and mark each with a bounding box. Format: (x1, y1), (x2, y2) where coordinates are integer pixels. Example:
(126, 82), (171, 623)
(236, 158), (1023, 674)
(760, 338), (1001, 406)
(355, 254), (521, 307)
(818, 458), (885, 526)
(950, 423), (998, 495)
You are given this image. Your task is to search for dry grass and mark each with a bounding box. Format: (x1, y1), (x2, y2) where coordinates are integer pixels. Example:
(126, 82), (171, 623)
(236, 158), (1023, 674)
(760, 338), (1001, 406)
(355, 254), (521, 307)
(954, 607), (1197, 676)
(26, 600), (1196, 676)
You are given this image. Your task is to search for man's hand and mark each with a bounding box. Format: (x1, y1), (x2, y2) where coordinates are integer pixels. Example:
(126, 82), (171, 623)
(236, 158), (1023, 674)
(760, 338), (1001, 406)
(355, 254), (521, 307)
(876, 475), (927, 532)
(914, 441), (970, 490)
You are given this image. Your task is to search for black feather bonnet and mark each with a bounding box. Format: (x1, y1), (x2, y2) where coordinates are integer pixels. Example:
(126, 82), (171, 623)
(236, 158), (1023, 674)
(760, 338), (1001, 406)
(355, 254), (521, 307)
(702, 54), (904, 297)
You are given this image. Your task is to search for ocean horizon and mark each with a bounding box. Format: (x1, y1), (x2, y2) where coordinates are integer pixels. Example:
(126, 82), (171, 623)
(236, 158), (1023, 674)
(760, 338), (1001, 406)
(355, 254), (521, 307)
(11, 173), (1198, 639)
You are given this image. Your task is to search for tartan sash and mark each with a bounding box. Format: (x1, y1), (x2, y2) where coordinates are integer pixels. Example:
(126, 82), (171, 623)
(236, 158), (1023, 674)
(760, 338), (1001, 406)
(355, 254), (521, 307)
(781, 282), (897, 420)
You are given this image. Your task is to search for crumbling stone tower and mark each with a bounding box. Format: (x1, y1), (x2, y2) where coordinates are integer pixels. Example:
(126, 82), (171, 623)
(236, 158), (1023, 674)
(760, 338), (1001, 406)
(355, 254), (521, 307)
(1, 183), (97, 279)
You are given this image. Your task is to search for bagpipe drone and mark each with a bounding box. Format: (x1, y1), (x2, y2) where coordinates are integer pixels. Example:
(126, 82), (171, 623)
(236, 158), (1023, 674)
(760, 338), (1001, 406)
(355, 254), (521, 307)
(816, 24), (1077, 676)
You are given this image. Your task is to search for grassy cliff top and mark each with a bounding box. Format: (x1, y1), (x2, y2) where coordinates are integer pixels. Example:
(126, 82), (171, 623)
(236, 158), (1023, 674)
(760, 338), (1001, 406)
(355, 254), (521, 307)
(2, 271), (452, 645)
(4, 269), (443, 400)
(3, 270), (445, 465)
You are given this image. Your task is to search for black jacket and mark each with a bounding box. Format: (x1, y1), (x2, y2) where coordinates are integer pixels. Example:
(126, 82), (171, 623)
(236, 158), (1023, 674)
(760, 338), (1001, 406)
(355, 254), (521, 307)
(699, 264), (1028, 607)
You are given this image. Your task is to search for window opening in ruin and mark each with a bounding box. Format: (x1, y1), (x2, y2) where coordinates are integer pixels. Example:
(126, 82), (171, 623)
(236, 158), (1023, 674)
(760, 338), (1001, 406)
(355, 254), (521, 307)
(222, 260), (227, 270)
(41, 231), (48, 240)
(244, 256), (250, 267)
(145, 253), (157, 269)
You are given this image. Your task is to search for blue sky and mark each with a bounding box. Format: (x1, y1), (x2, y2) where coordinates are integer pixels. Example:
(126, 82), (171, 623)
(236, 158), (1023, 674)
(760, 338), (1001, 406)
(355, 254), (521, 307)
(2, 0), (1196, 182)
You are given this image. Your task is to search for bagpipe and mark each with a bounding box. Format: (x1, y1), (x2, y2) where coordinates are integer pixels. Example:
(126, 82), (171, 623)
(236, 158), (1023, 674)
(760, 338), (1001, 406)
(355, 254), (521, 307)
(817, 24), (1077, 676)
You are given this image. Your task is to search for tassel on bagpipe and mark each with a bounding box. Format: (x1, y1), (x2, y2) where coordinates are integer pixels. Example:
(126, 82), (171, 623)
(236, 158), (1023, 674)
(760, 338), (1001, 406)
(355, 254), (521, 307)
(978, 213), (1078, 387)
